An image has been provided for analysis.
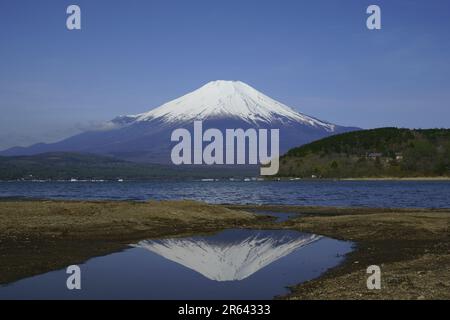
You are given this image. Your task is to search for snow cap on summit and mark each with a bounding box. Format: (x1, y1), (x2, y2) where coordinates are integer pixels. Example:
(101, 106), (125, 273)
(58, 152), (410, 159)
(123, 80), (335, 131)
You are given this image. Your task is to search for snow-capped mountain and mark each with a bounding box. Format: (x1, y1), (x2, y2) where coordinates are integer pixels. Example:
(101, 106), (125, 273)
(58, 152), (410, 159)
(134, 230), (322, 282)
(113, 80), (335, 130)
(0, 80), (359, 162)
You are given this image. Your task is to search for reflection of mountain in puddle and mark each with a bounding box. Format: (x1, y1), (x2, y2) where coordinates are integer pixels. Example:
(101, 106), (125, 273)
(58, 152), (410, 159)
(133, 230), (322, 282)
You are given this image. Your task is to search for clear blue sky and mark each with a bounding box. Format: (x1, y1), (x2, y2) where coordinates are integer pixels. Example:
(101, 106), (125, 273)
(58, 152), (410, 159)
(1, 0), (449, 149)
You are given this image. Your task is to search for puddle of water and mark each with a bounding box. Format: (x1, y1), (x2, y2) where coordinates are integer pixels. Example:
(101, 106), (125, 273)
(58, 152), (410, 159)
(0, 229), (353, 300)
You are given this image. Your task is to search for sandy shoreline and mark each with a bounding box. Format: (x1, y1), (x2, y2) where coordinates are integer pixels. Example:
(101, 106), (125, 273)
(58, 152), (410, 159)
(1, 200), (449, 300)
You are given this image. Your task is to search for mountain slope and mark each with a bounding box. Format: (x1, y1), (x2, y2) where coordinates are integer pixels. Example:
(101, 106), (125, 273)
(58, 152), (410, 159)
(278, 128), (450, 178)
(114, 80), (336, 129)
(1, 81), (359, 163)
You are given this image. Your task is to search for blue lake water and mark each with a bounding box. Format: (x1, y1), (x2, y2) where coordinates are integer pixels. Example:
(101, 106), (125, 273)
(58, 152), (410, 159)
(0, 230), (353, 300)
(1, 180), (449, 208)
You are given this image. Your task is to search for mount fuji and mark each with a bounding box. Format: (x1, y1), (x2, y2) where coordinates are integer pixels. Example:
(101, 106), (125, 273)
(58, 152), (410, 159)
(1, 81), (359, 163)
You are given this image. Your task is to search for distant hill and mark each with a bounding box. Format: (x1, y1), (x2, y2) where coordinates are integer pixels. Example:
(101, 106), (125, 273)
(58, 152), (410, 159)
(0, 152), (257, 180)
(0, 152), (171, 180)
(278, 128), (450, 178)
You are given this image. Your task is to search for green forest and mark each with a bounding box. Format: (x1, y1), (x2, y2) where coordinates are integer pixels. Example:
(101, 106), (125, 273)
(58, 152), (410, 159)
(278, 128), (450, 178)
